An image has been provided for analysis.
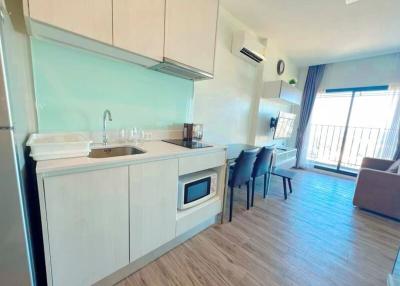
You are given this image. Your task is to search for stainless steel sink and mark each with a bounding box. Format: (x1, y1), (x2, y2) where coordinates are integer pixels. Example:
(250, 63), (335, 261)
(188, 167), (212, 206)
(89, 146), (145, 158)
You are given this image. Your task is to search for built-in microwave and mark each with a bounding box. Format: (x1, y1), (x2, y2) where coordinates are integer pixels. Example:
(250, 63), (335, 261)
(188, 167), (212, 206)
(178, 170), (218, 210)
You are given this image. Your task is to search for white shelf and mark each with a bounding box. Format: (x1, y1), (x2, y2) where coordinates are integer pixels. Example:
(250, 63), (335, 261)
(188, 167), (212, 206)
(176, 197), (222, 236)
(263, 80), (301, 105)
(273, 148), (297, 168)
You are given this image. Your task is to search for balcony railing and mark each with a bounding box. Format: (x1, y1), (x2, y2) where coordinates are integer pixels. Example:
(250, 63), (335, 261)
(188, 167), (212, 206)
(307, 124), (398, 171)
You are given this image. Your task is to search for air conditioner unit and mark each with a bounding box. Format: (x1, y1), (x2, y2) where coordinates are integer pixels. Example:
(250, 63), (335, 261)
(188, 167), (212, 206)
(232, 31), (266, 64)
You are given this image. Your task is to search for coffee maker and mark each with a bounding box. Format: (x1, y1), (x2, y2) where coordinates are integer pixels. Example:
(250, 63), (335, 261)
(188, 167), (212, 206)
(183, 123), (203, 141)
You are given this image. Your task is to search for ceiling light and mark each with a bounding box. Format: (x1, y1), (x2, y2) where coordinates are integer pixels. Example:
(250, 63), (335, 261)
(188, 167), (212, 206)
(346, 0), (361, 5)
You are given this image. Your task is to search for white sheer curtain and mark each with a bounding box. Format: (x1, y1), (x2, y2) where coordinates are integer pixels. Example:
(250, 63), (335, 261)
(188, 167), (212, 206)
(381, 85), (400, 159)
(296, 88), (325, 169)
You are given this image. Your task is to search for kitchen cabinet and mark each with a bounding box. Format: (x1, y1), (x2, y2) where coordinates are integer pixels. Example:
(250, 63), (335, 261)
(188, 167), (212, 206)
(179, 151), (226, 175)
(164, 0), (219, 75)
(43, 167), (129, 286)
(25, 0), (219, 79)
(27, 0), (113, 44)
(113, 0), (165, 61)
(35, 144), (226, 285)
(129, 159), (178, 261)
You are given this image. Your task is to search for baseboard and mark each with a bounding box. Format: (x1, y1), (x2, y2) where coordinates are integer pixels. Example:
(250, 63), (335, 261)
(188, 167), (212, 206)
(94, 216), (218, 286)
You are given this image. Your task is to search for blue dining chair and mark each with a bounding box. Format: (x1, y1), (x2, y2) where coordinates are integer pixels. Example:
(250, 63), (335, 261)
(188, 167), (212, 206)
(251, 147), (274, 207)
(229, 148), (259, 222)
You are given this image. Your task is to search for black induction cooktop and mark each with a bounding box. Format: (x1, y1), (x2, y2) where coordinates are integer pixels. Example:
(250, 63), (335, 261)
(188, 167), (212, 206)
(163, 139), (211, 149)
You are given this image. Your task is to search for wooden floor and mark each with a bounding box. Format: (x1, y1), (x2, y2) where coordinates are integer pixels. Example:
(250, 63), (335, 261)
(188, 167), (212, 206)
(116, 170), (400, 286)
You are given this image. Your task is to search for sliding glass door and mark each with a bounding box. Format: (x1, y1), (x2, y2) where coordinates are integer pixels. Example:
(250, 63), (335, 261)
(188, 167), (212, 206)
(307, 91), (353, 170)
(306, 86), (399, 174)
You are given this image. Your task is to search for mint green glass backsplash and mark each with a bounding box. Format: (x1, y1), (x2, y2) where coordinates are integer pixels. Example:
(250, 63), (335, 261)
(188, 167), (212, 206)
(31, 38), (193, 132)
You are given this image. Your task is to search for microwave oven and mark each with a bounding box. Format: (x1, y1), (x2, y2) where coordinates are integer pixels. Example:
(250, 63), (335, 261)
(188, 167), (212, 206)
(178, 170), (218, 210)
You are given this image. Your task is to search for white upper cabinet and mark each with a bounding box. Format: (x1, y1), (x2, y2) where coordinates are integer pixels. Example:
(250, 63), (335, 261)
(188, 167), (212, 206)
(129, 159), (178, 261)
(113, 0), (165, 62)
(25, 0), (219, 79)
(27, 0), (113, 44)
(164, 0), (219, 75)
(43, 167), (129, 286)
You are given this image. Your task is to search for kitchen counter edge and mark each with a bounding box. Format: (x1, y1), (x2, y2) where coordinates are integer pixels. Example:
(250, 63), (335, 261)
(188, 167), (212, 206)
(35, 141), (227, 175)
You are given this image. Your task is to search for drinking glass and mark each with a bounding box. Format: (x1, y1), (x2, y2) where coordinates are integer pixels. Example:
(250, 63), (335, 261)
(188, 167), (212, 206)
(139, 130), (145, 143)
(129, 127), (138, 144)
(119, 128), (127, 143)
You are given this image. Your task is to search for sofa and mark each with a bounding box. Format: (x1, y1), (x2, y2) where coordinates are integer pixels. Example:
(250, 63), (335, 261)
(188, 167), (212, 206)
(353, 157), (400, 220)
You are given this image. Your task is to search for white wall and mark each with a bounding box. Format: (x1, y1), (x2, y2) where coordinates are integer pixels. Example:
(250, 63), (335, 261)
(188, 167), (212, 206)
(298, 53), (400, 92)
(193, 7), (299, 145)
(250, 42), (300, 147)
(321, 53), (400, 90)
(262, 41), (299, 83)
(193, 8), (261, 145)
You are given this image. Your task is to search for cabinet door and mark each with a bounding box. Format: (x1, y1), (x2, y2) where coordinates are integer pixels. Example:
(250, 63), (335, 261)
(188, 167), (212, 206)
(44, 167), (129, 286)
(129, 159), (178, 261)
(113, 0), (165, 61)
(28, 0), (112, 44)
(164, 0), (219, 75)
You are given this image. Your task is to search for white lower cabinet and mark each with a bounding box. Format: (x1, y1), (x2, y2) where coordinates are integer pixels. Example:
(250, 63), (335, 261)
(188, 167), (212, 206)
(39, 157), (203, 284)
(43, 167), (129, 286)
(129, 159), (178, 261)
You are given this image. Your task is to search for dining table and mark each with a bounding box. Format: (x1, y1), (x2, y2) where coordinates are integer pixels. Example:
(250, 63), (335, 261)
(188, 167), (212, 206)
(221, 144), (298, 222)
(226, 143), (259, 163)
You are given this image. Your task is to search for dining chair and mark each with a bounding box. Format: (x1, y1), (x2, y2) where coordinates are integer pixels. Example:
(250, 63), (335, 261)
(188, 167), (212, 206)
(228, 148), (259, 222)
(251, 147), (274, 206)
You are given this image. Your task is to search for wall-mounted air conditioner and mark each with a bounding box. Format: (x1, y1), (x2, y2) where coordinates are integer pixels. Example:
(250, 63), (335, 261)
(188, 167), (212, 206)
(232, 31), (266, 65)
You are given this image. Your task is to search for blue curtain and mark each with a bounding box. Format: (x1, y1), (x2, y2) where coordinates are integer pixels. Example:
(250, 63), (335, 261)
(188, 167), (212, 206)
(295, 64), (326, 168)
(394, 129), (400, 160)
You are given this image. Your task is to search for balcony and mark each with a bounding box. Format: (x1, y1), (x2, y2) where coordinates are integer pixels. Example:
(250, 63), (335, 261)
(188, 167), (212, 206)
(307, 124), (397, 172)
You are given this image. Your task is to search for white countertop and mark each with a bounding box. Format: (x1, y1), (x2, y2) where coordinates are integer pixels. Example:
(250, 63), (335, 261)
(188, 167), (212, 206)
(36, 141), (226, 174)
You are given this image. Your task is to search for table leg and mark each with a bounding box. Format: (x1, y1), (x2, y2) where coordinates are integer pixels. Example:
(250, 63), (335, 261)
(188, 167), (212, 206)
(265, 171), (272, 198)
(288, 179), (293, 194)
(251, 178), (255, 207)
(246, 182), (250, 210)
(221, 162), (230, 224)
(283, 178), (287, 200)
(263, 174), (267, 198)
(229, 186), (234, 222)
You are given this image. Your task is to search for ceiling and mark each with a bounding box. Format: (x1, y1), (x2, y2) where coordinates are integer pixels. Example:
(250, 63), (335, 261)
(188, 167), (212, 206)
(221, 0), (400, 67)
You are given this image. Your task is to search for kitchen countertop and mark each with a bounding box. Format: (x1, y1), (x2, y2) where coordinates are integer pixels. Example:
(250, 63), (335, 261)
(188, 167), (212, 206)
(35, 141), (226, 174)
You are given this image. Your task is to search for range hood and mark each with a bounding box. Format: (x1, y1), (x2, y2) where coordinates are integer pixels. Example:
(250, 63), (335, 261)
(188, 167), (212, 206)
(151, 58), (213, 81)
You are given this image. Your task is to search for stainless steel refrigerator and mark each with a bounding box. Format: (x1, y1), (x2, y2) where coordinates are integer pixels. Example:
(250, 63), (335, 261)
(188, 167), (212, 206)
(0, 1), (34, 285)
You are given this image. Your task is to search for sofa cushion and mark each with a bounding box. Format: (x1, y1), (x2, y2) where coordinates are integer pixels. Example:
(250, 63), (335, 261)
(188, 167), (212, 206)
(387, 159), (400, 173)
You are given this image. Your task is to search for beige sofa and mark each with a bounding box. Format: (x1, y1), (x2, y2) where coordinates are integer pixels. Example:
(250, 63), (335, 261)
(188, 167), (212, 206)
(353, 157), (400, 220)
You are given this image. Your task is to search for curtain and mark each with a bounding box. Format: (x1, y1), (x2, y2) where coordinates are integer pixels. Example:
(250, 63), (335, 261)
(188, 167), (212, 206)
(295, 64), (326, 168)
(395, 130), (400, 160)
(379, 85), (400, 160)
(391, 85), (400, 160)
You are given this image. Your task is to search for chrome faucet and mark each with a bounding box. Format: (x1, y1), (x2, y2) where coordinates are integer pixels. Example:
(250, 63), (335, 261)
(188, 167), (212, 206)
(102, 109), (112, 145)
